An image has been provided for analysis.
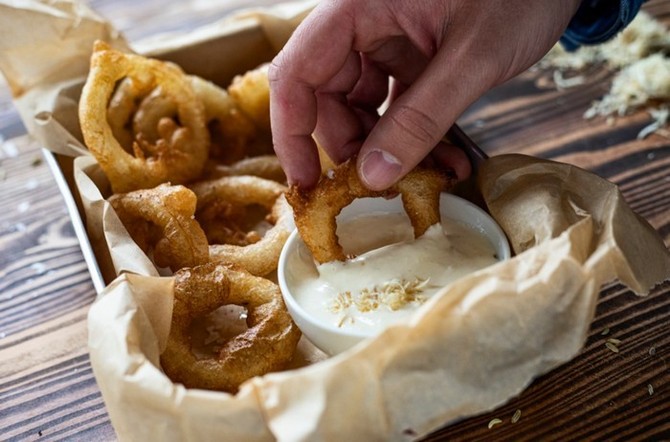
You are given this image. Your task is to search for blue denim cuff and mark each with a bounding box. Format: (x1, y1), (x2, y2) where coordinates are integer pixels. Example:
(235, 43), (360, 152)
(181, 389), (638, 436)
(560, 0), (647, 51)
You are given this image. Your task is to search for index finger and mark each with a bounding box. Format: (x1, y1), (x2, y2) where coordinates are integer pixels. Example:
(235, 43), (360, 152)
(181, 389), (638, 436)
(269, 3), (356, 187)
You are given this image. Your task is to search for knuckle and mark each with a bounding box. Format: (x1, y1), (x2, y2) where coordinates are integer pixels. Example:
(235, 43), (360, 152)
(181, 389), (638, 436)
(388, 104), (441, 146)
(267, 55), (286, 85)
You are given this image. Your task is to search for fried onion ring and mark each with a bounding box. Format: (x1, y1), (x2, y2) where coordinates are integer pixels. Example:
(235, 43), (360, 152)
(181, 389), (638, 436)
(127, 65), (275, 165)
(227, 63), (270, 130)
(160, 262), (301, 393)
(190, 176), (292, 276)
(109, 183), (209, 271)
(286, 158), (453, 263)
(131, 86), (176, 143)
(197, 201), (261, 247)
(190, 75), (260, 163)
(202, 155), (286, 183)
(79, 41), (209, 193)
(132, 75), (265, 164)
(107, 77), (143, 151)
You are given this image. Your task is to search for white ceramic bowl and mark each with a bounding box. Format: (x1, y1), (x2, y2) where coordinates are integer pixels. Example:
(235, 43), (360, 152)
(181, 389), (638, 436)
(278, 193), (511, 356)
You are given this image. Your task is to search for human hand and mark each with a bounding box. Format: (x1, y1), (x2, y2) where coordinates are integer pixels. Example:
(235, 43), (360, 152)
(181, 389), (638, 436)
(270, 0), (581, 189)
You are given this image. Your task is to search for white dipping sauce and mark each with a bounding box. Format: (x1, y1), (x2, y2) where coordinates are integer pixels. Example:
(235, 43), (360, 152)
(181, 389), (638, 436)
(285, 212), (499, 334)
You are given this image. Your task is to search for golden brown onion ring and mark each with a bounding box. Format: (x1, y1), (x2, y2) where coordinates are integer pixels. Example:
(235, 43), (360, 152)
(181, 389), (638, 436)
(106, 77), (144, 151)
(190, 75), (259, 163)
(109, 183), (209, 271)
(131, 86), (176, 143)
(132, 75), (260, 164)
(202, 155), (286, 183)
(227, 63), (270, 130)
(79, 41), (209, 193)
(197, 200), (261, 247)
(190, 176), (292, 276)
(160, 262), (301, 393)
(286, 158), (453, 263)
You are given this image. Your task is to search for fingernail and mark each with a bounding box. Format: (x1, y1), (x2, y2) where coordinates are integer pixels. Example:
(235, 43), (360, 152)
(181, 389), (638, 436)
(360, 150), (402, 189)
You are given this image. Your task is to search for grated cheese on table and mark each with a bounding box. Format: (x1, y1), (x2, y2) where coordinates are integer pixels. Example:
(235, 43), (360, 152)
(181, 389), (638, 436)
(539, 11), (670, 138)
(541, 12), (670, 70)
(584, 55), (670, 119)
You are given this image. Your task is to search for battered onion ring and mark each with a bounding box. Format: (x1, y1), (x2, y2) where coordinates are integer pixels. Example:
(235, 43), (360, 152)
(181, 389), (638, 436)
(190, 75), (260, 163)
(202, 155), (286, 183)
(228, 63), (270, 130)
(189, 176), (292, 276)
(160, 262), (301, 393)
(79, 41), (209, 193)
(131, 86), (176, 143)
(109, 183), (209, 271)
(197, 199), (262, 246)
(286, 158), (453, 263)
(107, 77), (143, 151)
(133, 75), (262, 164)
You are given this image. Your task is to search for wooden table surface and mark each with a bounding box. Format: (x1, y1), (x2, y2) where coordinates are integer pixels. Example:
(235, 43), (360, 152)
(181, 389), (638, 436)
(1, 1), (668, 441)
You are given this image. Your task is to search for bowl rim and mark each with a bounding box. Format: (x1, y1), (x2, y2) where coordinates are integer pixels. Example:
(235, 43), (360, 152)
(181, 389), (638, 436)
(277, 192), (511, 342)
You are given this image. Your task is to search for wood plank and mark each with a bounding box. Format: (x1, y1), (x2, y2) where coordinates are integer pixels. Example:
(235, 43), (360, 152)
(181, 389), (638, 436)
(0, 137), (97, 336)
(0, 136), (109, 439)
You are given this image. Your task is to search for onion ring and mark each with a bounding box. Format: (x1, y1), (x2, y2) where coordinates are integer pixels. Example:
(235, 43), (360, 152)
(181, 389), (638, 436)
(132, 75), (264, 164)
(106, 77), (143, 152)
(228, 63), (270, 130)
(286, 158), (453, 263)
(160, 262), (301, 393)
(131, 86), (176, 143)
(190, 75), (260, 163)
(197, 200), (261, 246)
(79, 41), (209, 193)
(109, 183), (209, 271)
(189, 176), (292, 276)
(202, 155), (286, 183)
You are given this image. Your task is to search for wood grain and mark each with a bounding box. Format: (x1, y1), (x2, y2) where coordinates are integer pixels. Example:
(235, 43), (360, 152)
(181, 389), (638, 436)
(422, 3), (670, 439)
(0, 136), (103, 441)
(0, 1), (668, 441)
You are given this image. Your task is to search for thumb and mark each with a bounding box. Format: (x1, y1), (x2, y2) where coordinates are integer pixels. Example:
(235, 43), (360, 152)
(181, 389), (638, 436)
(357, 47), (495, 190)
